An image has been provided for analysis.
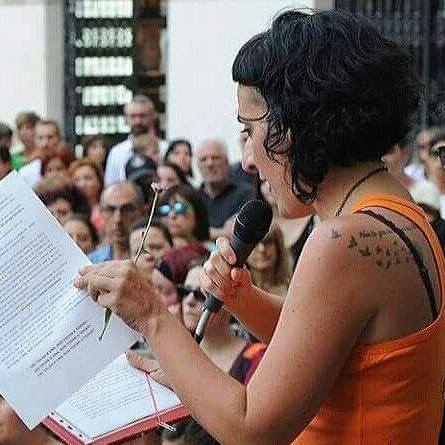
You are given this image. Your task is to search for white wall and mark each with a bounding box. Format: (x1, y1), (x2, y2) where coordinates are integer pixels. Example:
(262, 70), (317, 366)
(0, 0), (64, 132)
(166, 0), (318, 161)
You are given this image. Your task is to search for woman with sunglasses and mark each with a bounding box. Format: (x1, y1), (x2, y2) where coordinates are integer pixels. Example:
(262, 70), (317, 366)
(76, 10), (445, 444)
(157, 184), (211, 249)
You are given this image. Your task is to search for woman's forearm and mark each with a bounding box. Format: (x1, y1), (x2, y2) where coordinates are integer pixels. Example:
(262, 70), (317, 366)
(141, 309), (256, 445)
(226, 285), (284, 344)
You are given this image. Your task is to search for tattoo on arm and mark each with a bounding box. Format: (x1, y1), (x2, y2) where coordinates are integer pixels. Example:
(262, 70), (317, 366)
(330, 224), (418, 270)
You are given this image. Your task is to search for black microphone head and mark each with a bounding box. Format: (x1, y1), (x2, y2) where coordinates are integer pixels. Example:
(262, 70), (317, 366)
(234, 199), (273, 244)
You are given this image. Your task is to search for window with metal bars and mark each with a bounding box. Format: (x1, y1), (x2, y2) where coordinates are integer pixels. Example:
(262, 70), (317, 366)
(64, 0), (166, 152)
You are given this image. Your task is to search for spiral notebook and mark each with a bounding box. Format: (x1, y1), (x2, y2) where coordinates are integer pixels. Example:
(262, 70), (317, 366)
(43, 354), (188, 445)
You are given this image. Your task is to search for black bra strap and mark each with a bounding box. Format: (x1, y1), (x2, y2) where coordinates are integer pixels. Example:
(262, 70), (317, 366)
(357, 209), (438, 319)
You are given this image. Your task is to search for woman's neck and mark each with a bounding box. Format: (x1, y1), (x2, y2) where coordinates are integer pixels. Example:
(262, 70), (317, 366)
(313, 162), (408, 220)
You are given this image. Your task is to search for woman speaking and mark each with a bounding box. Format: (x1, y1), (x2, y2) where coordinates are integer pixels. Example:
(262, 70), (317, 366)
(75, 9), (445, 444)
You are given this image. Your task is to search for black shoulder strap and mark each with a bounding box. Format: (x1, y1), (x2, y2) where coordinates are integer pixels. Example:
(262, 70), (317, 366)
(357, 209), (438, 319)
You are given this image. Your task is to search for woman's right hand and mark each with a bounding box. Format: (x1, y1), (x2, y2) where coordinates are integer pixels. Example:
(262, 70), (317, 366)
(200, 237), (253, 311)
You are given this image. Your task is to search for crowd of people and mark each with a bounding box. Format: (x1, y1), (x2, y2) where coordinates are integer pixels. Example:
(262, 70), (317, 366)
(1, 78), (445, 444)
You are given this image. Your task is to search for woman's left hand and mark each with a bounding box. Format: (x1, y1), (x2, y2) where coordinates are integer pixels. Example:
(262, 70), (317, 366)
(126, 351), (172, 389)
(74, 260), (159, 332)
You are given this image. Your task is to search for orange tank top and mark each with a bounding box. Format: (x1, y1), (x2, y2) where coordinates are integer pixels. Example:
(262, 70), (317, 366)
(292, 195), (445, 445)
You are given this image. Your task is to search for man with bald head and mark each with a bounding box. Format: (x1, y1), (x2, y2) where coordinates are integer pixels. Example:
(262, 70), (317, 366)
(88, 182), (144, 263)
(104, 95), (160, 186)
(196, 139), (254, 240)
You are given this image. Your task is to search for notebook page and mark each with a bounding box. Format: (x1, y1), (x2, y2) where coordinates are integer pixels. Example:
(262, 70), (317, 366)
(54, 354), (181, 439)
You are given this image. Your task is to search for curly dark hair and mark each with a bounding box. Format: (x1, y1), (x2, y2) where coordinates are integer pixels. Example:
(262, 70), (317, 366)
(232, 9), (421, 203)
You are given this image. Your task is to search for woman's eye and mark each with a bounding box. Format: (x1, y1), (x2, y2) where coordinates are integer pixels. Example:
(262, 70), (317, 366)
(241, 128), (251, 137)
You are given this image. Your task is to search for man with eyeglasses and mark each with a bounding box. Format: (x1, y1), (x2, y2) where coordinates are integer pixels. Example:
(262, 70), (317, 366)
(89, 182), (144, 263)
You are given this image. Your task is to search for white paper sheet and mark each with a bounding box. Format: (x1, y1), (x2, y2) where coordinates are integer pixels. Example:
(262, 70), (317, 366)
(0, 172), (139, 429)
(54, 354), (181, 440)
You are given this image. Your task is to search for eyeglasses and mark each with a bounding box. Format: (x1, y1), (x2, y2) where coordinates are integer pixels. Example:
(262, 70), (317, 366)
(157, 202), (191, 217)
(430, 144), (445, 168)
(102, 203), (137, 216)
(177, 284), (206, 302)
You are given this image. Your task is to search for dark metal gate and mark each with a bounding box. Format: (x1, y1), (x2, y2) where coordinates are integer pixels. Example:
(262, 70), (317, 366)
(64, 0), (166, 150)
(335, 0), (445, 128)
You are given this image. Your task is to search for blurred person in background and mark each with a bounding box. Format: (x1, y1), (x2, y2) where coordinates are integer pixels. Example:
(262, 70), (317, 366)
(157, 161), (189, 191)
(196, 139), (254, 240)
(133, 133), (161, 165)
(38, 184), (89, 225)
(164, 139), (194, 180)
(0, 397), (62, 445)
(425, 129), (445, 219)
(105, 95), (159, 185)
(83, 135), (109, 171)
(89, 182), (144, 263)
(70, 158), (105, 235)
(64, 213), (99, 255)
(157, 184), (210, 248)
(246, 222), (291, 297)
(19, 120), (62, 187)
(150, 244), (208, 319)
(381, 135), (416, 191)
(129, 218), (173, 280)
(0, 122), (13, 151)
(0, 146), (12, 181)
(12, 112), (40, 170)
(41, 145), (75, 181)
(125, 153), (157, 203)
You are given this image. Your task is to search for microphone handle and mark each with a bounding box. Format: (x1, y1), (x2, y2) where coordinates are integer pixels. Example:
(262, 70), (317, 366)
(194, 236), (255, 343)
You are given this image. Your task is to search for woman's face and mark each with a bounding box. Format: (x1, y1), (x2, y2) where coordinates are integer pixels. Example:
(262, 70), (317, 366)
(157, 165), (182, 191)
(237, 85), (312, 218)
(48, 198), (72, 224)
(247, 236), (278, 273)
(151, 268), (180, 307)
(181, 266), (204, 332)
(72, 165), (102, 204)
(168, 143), (192, 174)
(44, 157), (67, 179)
(64, 219), (96, 254)
(159, 196), (196, 241)
(129, 226), (171, 277)
(87, 140), (107, 166)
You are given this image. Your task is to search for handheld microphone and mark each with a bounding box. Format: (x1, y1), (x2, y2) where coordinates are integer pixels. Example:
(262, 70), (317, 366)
(194, 199), (273, 343)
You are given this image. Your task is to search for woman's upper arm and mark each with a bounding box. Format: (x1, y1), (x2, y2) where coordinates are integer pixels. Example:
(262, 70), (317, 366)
(242, 220), (378, 444)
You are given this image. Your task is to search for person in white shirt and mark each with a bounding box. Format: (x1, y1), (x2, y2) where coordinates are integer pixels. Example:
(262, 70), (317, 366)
(19, 120), (62, 187)
(104, 95), (159, 186)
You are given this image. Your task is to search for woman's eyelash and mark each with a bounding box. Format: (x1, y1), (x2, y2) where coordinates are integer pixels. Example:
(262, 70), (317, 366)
(241, 128), (251, 136)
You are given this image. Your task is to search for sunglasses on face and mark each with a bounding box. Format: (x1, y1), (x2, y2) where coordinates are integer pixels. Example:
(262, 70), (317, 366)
(157, 201), (191, 217)
(177, 284), (206, 302)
